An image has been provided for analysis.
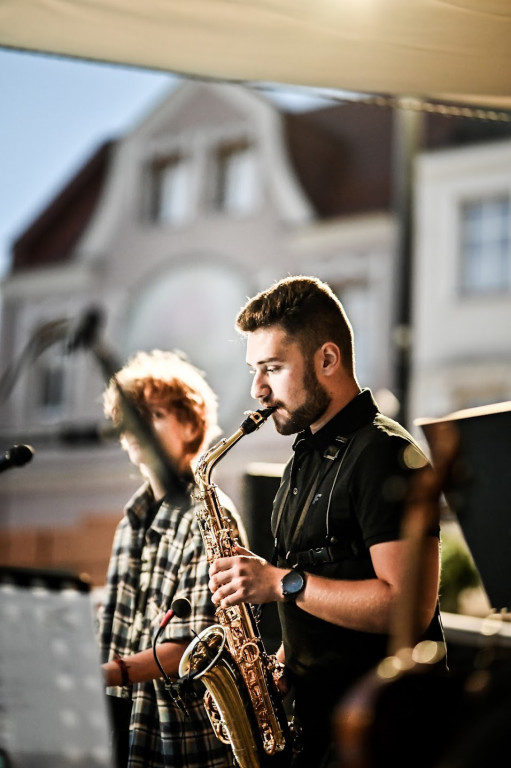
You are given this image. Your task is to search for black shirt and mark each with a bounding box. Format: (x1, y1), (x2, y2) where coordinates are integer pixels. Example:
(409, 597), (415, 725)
(272, 389), (442, 691)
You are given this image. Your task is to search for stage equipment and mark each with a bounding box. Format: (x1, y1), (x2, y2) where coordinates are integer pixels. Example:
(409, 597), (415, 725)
(0, 444), (33, 473)
(417, 400), (511, 611)
(0, 566), (113, 768)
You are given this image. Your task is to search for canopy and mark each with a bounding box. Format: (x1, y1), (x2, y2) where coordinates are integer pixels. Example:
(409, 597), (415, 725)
(0, 0), (510, 112)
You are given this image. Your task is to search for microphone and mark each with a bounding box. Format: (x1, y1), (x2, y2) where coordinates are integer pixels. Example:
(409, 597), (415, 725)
(159, 597), (192, 629)
(0, 444), (34, 474)
(153, 597), (193, 715)
(65, 307), (104, 353)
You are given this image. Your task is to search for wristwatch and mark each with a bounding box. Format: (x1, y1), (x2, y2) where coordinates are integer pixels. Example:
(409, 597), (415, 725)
(281, 568), (306, 602)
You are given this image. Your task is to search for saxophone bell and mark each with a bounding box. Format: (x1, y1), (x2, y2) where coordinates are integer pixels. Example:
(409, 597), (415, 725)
(179, 625), (262, 765)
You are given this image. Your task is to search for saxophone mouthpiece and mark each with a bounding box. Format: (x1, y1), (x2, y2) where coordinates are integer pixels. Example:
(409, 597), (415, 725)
(241, 407), (276, 434)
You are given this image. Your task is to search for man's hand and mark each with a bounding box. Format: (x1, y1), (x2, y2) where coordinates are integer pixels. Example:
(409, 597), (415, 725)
(209, 545), (285, 608)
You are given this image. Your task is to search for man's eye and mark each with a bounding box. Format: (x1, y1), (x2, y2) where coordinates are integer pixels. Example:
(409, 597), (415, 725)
(249, 366), (280, 375)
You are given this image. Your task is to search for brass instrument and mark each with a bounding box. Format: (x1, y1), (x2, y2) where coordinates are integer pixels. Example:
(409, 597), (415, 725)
(178, 408), (293, 768)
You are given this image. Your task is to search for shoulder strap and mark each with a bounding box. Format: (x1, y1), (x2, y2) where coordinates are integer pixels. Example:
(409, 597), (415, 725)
(280, 422), (379, 566)
(271, 434), (353, 560)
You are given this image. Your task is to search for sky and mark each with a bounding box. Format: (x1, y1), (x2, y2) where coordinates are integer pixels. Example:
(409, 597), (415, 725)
(0, 48), (180, 277)
(0, 47), (336, 279)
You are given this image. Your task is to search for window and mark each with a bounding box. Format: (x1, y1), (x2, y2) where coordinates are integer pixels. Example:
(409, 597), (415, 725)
(150, 154), (191, 225)
(212, 140), (258, 215)
(459, 195), (511, 295)
(36, 350), (66, 414)
(40, 363), (64, 409)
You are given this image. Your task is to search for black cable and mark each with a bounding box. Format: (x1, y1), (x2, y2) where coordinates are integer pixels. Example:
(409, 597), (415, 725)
(152, 598), (193, 714)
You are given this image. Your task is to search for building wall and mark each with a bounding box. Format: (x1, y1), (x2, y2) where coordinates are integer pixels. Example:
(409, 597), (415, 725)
(410, 138), (511, 431)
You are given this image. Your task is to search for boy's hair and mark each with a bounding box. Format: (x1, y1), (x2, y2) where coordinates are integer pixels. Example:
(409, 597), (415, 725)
(103, 349), (220, 455)
(236, 275), (355, 373)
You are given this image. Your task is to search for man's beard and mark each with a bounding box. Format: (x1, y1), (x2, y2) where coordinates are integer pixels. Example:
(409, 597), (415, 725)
(274, 361), (331, 435)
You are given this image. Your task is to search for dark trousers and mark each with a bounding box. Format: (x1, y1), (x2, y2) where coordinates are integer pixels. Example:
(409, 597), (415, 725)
(106, 694), (132, 768)
(287, 676), (345, 768)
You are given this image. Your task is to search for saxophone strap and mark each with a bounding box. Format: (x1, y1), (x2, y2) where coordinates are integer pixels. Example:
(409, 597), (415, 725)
(271, 435), (352, 567)
(286, 540), (364, 567)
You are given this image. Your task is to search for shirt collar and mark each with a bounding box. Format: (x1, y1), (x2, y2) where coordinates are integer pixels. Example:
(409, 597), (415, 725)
(125, 482), (156, 528)
(292, 388), (379, 454)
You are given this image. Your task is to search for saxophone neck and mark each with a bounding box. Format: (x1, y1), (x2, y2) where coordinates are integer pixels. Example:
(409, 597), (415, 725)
(195, 428), (245, 487)
(195, 408), (276, 487)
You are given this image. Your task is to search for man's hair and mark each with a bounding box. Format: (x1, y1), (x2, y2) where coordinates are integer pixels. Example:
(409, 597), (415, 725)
(103, 349), (220, 455)
(236, 275), (355, 373)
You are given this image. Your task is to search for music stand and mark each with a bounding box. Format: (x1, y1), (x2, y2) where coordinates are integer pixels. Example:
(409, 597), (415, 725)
(417, 401), (511, 612)
(0, 566), (113, 767)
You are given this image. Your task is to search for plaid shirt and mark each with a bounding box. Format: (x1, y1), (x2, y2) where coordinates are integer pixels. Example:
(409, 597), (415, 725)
(98, 482), (235, 768)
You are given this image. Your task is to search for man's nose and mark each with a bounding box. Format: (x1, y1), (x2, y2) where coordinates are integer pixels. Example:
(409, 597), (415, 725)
(250, 371), (269, 401)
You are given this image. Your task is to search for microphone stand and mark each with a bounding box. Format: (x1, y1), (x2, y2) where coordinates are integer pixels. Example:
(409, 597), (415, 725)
(82, 313), (190, 505)
(0, 318), (70, 404)
(152, 600), (196, 715)
(152, 619), (190, 715)
(0, 304), (190, 505)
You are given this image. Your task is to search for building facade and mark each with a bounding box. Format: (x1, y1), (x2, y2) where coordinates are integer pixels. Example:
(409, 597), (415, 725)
(411, 138), (511, 421)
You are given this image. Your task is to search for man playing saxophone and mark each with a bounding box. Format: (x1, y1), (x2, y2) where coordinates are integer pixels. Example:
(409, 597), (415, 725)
(208, 276), (444, 768)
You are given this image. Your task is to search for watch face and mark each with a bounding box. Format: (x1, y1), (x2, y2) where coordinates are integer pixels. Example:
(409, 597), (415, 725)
(282, 569), (305, 598)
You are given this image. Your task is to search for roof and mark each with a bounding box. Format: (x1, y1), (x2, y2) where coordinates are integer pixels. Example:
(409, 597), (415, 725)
(9, 92), (511, 272)
(11, 140), (115, 271)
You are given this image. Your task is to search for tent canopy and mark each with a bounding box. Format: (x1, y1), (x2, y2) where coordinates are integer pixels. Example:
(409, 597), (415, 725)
(1, 0), (510, 112)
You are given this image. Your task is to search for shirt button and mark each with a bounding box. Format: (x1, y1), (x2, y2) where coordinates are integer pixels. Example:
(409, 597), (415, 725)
(292, 487), (298, 495)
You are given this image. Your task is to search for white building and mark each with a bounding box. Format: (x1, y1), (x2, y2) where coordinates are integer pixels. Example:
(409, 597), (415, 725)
(411, 138), (511, 422)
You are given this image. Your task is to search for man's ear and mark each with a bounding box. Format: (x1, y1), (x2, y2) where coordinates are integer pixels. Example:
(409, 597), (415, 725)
(317, 342), (341, 375)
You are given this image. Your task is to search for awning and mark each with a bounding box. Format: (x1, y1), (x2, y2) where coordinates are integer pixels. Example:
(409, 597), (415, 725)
(0, 0), (510, 111)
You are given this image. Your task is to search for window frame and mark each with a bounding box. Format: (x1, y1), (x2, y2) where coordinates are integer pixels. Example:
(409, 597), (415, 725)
(458, 193), (511, 297)
(148, 152), (192, 226)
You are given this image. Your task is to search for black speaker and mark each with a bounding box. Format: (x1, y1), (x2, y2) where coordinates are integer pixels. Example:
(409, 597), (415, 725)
(418, 401), (511, 611)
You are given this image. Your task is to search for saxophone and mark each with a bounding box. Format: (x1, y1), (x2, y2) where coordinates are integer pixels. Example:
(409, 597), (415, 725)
(178, 408), (294, 768)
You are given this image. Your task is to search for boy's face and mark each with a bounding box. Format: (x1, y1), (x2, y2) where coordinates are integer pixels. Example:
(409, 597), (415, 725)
(121, 401), (193, 473)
